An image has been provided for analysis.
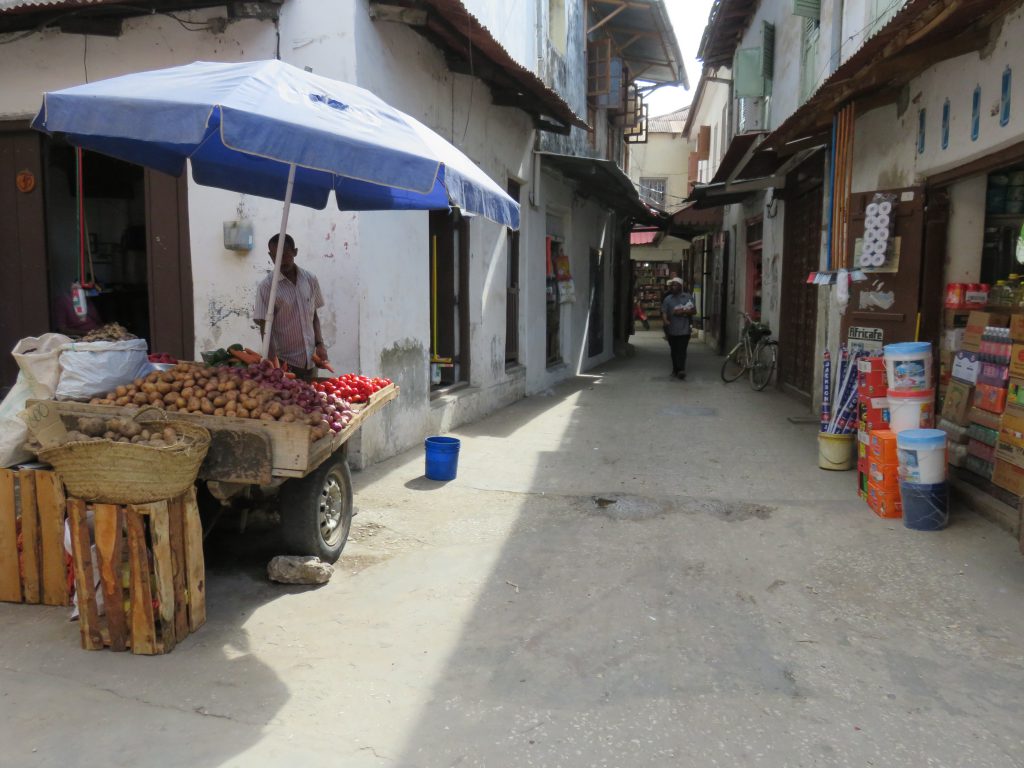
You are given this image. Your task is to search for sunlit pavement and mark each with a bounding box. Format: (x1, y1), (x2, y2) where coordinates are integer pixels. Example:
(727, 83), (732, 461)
(3, 332), (1023, 767)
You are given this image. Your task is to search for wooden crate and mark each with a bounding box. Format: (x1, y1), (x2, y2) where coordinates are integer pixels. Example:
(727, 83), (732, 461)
(67, 487), (206, 654)
(0, 468), (70, 607)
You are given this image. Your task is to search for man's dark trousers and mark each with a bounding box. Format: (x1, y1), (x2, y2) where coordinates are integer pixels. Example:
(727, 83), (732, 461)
(668, 333), (691, 374)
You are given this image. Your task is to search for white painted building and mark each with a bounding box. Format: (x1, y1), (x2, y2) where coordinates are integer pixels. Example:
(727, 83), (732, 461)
(0, 0), (683, 467)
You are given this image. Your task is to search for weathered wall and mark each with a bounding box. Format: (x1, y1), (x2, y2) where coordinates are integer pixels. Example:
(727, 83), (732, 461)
(628, 126), (691, 210)
(946, 175), (988, 282)
(537, 0), (591, 158)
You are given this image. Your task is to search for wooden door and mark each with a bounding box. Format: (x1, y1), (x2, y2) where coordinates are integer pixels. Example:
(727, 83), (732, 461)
(779, 176), (824, 399)
(0, 129), (48, 389)
(841, 187), (925, 347)
(145, 169), (194, 361)
(707, 231), (729, 354)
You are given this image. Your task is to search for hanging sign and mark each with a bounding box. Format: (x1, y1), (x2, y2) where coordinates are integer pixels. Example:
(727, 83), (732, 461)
(15, 169), (36, 193)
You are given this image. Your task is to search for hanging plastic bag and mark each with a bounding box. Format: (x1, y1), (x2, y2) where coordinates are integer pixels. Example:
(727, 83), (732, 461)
(0, 333), (71, 467)
(55, 338), (151, 401)
(836, 268), (850, 315)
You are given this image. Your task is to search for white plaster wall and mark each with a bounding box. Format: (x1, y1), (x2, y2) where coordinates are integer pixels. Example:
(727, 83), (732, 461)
(689, 79), (731, 182)
(628, 130), (691, 210)
(946, 174), (987, 283)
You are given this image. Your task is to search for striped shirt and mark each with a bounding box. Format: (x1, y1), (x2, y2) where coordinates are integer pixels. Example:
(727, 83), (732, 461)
(254, 266), (324, 369)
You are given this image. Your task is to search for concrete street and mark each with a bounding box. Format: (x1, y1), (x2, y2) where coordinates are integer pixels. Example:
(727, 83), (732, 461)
(3, 332), (1024, 767)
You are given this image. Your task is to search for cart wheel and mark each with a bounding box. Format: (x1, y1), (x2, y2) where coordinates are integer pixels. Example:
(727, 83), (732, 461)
(279, 454), (353, 564)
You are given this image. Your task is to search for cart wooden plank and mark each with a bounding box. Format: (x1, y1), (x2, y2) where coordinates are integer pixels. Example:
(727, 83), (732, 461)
(182, 489), (206, 632)
(167, 495), (190, 641)
(18, 471), (40, 604)
(93, 504), (127, 651)
(36, 471), (69, 607)
(68, 499), (104, 650)
(143, 501), (177, 653)
(125, 507), (158, 655)
(0, 470), (20, 603)
(29, 383), (399, 483)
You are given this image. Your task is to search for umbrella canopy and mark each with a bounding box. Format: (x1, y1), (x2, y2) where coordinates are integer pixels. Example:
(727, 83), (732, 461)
(32, 59), (519, 229)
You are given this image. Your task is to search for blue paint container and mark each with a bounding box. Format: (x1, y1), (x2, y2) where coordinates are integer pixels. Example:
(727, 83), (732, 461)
(899, 481), (949, 531)
(424, 436), (461, 481)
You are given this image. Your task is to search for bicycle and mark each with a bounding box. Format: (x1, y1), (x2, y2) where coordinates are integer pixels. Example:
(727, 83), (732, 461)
(720, 312), (778, 391)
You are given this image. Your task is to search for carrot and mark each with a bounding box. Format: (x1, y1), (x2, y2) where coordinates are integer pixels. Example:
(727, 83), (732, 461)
(229, 348), (261, 365)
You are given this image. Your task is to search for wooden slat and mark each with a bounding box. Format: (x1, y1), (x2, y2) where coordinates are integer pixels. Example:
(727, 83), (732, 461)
(67, 499), (103, 650)
(125, 508), (158, 655)
(93, 504), (127, 652)
(36, 471), (69, 607)
(181, 489), (206, 632)
(0, 469), (20, 603)
(167, 495), (190, 641)
(143, 501), (177, 653)
(18, 472), (40, 604)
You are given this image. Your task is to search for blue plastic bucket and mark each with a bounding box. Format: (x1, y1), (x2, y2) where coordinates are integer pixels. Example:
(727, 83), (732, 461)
(899, 481), (949, 531)
(424, 436), (461, 481)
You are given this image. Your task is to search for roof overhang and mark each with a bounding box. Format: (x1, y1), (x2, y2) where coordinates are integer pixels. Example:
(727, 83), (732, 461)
(697, 0), (757, 69)
(630, 227), (665, 246)
(538, 151), (657, 220)
(588, 0), (687, 89)
(669, 202), (722, 239)
(765, 0), (1022, 151)
(0, 0), (275, 34)
(370, 0), (587, 135)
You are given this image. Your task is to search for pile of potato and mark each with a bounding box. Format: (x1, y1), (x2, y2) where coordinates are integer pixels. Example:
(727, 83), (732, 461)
(87, 362), (339, 441)
(65, 417), (185, 448)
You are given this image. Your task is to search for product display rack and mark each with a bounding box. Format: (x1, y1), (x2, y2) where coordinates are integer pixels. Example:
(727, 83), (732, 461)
(634, 262), (679, 323)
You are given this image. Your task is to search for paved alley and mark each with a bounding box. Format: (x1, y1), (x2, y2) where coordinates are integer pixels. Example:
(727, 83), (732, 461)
(3, 333), (1024, 768)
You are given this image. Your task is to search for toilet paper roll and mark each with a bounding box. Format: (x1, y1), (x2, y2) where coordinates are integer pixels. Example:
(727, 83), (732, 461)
(875, 213), (890, 228)
(878, 200), (893, 215)
(869, 252), (886, 267)
(876, 227), (890, 242)
(863, 229), (880, 245)
(864, 214), (880, 230)
(866, 202), (880, 217)
(861, 252), (875, 268)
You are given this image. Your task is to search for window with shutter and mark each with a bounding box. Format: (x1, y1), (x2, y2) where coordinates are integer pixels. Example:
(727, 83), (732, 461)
(793, 0), (820, 19)
(799, 17), (820, 103)
(734, 47), (765, 98)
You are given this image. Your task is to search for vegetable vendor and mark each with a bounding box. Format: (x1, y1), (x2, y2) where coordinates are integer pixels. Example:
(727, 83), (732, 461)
(254, 234), (329, 382)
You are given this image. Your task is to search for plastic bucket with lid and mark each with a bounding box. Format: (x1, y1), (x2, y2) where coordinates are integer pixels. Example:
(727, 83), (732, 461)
(883, 342), (933, 391)
(887, 388), (935, 433)
(818, 433), (855, 471)
(424, 436), (461, 481)
(896, 428), (947, 484)
(899, 481), (949, 531)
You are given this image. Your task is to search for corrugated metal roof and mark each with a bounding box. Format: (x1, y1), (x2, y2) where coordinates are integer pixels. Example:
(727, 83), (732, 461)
(630, 229), (661, 246)
(766, 0), (1020, 150)
(409, 0), (587, 131)
(648, 107), (689, 134)
(0, 0), (114, 10)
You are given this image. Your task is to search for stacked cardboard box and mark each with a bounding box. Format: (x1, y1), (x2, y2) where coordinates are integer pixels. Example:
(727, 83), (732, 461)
(867, 430), (901, 518)
(992, 316), (1024, 496)
(940, 309), (970, 403)
(856, 358), (888, 502)
(954, 311), (1011, 481)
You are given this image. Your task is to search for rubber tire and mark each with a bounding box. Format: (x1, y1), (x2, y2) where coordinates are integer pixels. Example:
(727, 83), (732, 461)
(721, 343), (748, 382)
(279, 454), (353, 564)
(750, 340), (778, 391)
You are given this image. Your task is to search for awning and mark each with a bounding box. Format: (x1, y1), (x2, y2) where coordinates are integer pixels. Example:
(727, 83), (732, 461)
(688, 140), (826, 209)
(538, 152), (652, 219)
(766, 0), (1021, 151)
(369, 0), (588, 134)
(708, 131), (768, 185)
(587, 0), (687, 87)
(630, 228), (662, 246)
(697, 0), (758, 69)
(669, 202), (722, 238)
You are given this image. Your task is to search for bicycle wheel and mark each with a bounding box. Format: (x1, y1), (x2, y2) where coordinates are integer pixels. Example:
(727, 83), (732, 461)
(721, 342), (748, 382)
(750, 340), (778, 391)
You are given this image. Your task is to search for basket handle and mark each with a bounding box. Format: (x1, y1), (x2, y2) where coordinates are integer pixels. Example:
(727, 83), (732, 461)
(134, 405), (168, 422)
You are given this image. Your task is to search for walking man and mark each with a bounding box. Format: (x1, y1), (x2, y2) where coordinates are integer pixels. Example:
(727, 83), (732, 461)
(661, 277), (695, 380)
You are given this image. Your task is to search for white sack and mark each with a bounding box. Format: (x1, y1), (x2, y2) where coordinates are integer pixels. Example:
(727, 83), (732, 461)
(0, 334), (71, 467)
(55, 339), (151, 401)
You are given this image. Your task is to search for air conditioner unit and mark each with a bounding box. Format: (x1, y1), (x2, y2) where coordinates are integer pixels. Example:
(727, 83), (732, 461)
(737, 97), (765, 133)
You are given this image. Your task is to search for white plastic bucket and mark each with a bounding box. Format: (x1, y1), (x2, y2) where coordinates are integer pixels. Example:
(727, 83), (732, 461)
(897, 429), (947, 484)
(818, 433), (855, 471)
(887, 388), (935, 433)
(883, 342), (933, 391)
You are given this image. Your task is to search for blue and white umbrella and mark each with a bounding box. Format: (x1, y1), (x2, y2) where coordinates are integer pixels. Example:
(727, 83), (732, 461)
(33, 59), (520, 355)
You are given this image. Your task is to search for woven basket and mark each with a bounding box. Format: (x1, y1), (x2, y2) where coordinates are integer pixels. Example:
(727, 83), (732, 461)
(38, 410), (211, 505)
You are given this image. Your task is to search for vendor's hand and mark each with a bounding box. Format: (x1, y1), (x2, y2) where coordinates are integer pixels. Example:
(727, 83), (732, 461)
(315, 343), (328, 362)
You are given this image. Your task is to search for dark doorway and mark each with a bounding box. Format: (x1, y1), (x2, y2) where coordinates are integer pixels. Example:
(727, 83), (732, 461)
(587, 247), (604, 357)
(429, 209), (470, 389)
(505, 181), (521, 367)
(0, 127), (193, 389)
(779, 161), (824, 400)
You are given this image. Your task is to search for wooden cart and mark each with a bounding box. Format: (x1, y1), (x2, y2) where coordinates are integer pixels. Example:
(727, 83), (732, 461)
(30, 383), (399, 563)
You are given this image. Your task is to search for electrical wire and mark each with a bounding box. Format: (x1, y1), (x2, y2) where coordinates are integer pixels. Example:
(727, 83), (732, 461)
(810, 0), (906, 94)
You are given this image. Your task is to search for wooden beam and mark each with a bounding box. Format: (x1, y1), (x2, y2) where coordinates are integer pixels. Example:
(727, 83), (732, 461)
(588, 2), (627, 35)
(368, 3), (428, 25)
(57, 17), (122, 37)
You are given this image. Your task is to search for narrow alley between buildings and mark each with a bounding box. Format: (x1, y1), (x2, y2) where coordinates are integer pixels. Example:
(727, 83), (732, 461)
(3, 334), (1024, 767)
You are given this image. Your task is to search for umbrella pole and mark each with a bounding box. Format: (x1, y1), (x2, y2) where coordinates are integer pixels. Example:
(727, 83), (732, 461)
(261, 163), (297, 360)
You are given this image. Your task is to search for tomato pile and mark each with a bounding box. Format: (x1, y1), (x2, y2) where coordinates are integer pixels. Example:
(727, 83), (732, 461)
(313, 374), (392, 404)
(148, 352), (178, 364)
